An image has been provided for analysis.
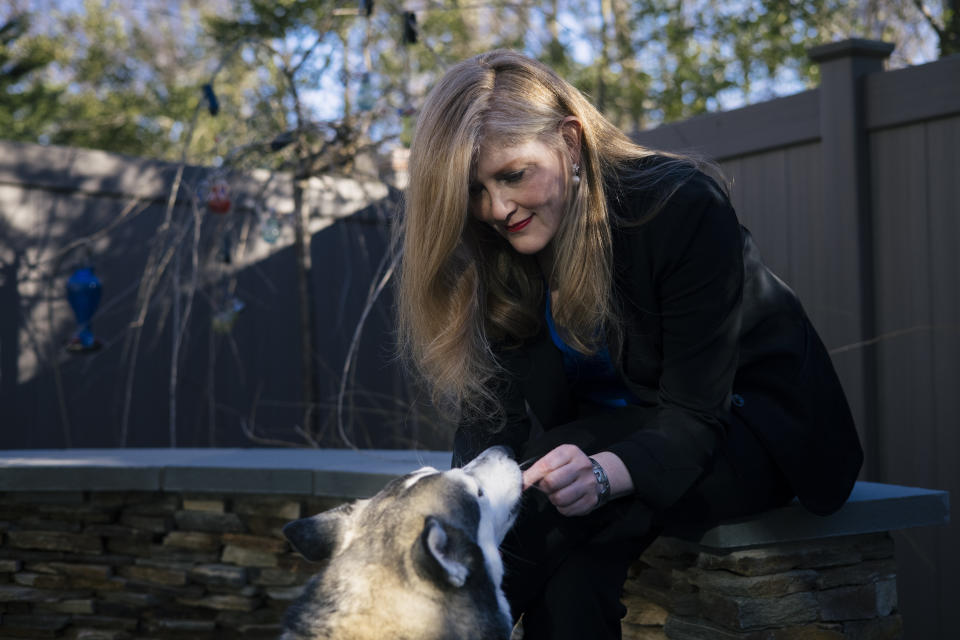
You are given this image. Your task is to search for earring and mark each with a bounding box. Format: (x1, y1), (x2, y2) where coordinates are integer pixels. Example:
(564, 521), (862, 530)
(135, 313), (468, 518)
(572, 163), (581, 187)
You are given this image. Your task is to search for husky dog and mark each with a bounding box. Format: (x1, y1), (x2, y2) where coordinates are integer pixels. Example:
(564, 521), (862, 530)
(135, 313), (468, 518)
(281, 446), (523, 640)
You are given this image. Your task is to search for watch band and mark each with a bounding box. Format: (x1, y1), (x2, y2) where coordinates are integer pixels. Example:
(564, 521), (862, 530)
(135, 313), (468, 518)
(588, 457), (611, 507)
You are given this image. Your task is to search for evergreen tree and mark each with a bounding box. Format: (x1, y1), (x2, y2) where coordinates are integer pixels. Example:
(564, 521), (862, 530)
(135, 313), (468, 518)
(0, 14), (62, 142)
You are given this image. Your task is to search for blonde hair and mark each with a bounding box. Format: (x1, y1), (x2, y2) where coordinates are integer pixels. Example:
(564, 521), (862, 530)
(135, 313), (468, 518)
(397, 50), (711, 422)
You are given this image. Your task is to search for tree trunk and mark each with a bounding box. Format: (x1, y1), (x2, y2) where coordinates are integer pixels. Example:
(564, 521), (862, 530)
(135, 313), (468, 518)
(597, 0), (612, 112)
(292, 169), (317, 436)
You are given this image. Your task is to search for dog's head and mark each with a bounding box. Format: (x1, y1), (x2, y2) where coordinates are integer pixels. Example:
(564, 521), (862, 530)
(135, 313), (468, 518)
(281, 446), (522, 640)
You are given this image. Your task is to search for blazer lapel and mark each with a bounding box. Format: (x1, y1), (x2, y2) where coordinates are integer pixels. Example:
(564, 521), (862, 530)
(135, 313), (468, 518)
(512, 324), (577, 430)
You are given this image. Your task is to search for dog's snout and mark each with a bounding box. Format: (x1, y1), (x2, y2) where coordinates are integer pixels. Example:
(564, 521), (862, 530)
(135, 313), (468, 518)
(463, 446), (516, 473)
(476, 445), (514, 461)
(494, 445), (515, 459)
(461, 447), (523, 546)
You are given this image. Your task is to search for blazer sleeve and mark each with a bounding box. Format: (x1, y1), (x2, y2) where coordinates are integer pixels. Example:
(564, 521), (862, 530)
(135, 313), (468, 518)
(604, 176), (744, 511)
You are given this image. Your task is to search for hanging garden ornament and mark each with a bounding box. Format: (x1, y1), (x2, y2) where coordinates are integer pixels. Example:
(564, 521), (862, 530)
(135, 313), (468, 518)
(357, 73), (376, 112)
(261, 210), (281, 244)
(202, 83), (220, 116)
(206, 179), (231, 214)
(212, 298), (245, 334)
(402, 11), (417, 45)
(218, 233), (232, 264)
(65, 265), (103, 353)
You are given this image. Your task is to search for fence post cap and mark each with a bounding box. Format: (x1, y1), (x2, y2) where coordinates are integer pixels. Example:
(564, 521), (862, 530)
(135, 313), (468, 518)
(808, 38), (895, 63)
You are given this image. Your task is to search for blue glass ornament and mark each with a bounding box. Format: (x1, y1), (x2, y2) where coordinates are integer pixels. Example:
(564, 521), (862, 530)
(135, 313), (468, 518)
(65, 266), (102, 353)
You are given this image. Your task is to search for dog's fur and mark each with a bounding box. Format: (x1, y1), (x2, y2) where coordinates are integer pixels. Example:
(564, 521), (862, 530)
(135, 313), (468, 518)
(281, 446), (522, 640)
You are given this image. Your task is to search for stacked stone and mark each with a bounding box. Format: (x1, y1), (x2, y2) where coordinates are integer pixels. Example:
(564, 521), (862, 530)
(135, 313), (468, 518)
(621, 533), (901, 640)
(0, 490), (345, 639)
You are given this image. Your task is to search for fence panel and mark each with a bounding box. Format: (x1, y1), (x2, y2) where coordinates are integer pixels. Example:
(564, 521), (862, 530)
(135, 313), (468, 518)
(871, 121), (941, 637)
(870, 112), (960, 640)
(925, 115), (960, 639)
(0, 144), (445, 450)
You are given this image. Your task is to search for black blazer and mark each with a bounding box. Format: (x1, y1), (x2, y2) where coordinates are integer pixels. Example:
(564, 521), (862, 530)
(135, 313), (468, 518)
(453, 169), (862, 517)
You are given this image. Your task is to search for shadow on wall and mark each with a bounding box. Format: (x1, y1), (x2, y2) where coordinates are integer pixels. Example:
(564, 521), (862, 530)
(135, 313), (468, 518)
(0, 166), (451, 450)
(0, 234), (22, 423)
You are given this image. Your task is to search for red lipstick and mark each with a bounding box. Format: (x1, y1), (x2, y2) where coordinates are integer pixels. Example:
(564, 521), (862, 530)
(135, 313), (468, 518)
(506, 216), (533, 233)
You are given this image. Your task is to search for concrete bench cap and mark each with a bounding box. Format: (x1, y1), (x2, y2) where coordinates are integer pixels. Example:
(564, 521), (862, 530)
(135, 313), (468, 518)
(0, 447), (451, 498)
(667, 480), (949, 549)
(0, 449), (949, 548)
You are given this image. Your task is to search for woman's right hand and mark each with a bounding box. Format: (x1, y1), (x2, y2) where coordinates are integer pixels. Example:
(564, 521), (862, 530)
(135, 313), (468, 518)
(522, 444), (601, 516)
(524, 445), (635, 516)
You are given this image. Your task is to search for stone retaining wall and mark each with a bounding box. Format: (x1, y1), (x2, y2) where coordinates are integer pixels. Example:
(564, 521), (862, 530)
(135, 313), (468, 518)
(0, 490), (345, 639)
(621, 533), (901, 640)
(1, 488), (903, 640)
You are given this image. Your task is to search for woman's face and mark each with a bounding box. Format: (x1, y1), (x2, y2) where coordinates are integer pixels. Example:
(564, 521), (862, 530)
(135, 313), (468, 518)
(468, 135), (572, 256)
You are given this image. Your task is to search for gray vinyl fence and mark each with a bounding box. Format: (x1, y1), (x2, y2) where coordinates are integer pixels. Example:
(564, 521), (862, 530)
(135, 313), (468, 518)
(0, 143), (449, 452)
(635, 39), (959, 639)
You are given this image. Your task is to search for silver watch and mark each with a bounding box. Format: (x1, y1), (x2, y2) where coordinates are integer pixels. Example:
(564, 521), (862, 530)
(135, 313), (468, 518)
(588, 457), (611, 507)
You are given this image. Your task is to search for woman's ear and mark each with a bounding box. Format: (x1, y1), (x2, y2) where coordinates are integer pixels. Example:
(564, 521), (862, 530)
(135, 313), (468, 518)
(559, 116), (583, 166)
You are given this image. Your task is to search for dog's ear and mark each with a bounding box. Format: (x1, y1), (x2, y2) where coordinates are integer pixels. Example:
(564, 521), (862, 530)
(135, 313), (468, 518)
(283, 501), (359, 562)
(417, 515), (479, 588)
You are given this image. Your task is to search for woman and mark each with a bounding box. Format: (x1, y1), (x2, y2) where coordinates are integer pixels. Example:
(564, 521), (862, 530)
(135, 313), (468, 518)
(397, 50), (862, 640)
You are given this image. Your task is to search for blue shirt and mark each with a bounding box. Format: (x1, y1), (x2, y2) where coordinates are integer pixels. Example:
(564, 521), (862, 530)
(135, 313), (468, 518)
(544, 291), (638, 408)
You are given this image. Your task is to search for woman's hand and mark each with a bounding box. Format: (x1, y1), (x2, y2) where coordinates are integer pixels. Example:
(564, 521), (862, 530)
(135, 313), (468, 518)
(522, 445), (634, 517)
(522, 444), (597, 516)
